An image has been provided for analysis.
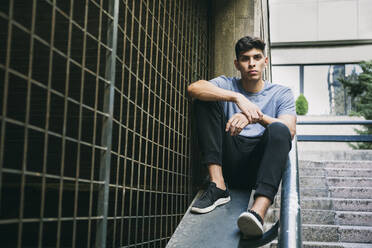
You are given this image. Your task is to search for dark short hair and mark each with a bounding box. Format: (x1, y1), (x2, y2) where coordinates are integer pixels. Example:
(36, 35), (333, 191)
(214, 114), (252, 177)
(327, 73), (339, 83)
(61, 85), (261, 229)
(235, 36), (266, 60)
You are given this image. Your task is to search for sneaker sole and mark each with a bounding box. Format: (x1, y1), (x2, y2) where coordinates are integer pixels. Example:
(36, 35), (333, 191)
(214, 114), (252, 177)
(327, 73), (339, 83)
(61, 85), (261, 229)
(190, 196), (231, 214)
(237, 212), (264, 237)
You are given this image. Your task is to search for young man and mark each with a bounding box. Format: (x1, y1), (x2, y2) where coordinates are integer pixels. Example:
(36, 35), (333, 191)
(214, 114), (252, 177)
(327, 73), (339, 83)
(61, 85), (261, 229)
(187, 36), (296, 237)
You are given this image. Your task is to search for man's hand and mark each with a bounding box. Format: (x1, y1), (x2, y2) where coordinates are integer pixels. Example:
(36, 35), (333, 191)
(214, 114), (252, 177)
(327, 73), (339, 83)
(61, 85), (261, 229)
(235, 94), (263, 123)
(225, 113), (249, 136)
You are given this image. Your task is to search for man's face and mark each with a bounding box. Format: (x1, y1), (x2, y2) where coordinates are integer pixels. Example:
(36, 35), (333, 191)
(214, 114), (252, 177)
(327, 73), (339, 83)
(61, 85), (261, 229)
(234, 48), (268, 81)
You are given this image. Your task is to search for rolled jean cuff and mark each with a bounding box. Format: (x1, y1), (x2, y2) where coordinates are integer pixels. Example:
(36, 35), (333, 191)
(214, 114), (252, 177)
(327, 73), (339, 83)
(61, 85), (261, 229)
(254, 182), (278, 203)
(201, 151), (222, 166)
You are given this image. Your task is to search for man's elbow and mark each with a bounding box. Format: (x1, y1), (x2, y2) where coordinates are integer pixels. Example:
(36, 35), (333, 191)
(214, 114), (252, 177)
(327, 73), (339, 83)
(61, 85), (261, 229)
(187, 81), (201, 98)
(288, 124), (296, 140)
(290, 129), (296, 140)
(187, 83), (195, 97)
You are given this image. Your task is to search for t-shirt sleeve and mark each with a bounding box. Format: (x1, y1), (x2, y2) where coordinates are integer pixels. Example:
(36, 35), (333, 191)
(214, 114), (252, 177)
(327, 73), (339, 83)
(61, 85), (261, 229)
(276, 87), (297, 117)
(209, 75), (233, 90)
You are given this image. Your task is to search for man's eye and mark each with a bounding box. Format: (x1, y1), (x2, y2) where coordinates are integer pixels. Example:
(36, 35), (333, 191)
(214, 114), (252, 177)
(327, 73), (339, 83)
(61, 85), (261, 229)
(254, 55), (262, 60)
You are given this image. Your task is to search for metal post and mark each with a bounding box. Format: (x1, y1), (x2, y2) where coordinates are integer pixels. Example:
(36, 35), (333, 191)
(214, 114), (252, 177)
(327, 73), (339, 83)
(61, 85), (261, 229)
(95, 0), (119, 247)
(299, 65), (304, 94)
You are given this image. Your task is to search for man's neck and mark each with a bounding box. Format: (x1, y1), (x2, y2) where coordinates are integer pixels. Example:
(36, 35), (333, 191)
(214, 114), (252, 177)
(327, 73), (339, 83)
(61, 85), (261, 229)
(240, 78), (265, 93)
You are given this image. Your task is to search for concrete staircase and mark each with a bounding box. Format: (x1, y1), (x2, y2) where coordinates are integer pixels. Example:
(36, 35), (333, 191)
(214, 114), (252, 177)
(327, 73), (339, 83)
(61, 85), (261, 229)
(264, 151), (372, 247)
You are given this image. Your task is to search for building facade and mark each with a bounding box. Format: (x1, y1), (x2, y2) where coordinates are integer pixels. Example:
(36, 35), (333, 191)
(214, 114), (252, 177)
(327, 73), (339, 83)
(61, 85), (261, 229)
(269, 0), (372, 115)
(0, 0), (269, 247)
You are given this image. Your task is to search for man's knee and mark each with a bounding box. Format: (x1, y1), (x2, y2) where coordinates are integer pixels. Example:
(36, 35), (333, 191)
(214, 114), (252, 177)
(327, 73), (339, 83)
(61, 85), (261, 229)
(267, 122), (291, 141)
(194, 99), (219, 108)
(193, 100), (223, 114)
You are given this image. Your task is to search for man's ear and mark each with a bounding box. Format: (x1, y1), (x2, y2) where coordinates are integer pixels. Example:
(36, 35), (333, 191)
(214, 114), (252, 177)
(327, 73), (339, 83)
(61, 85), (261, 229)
(234, 59), (239, 70)
(264, 56), (268, 66)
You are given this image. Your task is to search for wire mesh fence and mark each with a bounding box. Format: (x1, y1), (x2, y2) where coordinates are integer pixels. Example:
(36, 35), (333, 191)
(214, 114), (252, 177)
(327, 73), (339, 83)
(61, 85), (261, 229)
(0, 0), (210, 247)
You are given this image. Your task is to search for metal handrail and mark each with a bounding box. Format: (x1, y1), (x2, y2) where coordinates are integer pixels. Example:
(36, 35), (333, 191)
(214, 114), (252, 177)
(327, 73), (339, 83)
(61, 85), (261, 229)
(278, 137), (302, 248)
(297, 120), (372, 142)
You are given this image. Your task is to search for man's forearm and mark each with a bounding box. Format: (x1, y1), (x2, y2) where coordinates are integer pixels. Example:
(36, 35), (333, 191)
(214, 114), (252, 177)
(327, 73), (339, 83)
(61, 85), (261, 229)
(187, 80), (238, 102)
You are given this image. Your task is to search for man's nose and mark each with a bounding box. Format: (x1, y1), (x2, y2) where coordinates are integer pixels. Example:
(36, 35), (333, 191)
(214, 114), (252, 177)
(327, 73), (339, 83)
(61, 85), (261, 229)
(248, 58), (255, 67)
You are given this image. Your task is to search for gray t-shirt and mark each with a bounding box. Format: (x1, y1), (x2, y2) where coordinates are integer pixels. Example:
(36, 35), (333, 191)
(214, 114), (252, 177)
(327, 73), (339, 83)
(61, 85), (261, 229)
(210, 75), (296, 137)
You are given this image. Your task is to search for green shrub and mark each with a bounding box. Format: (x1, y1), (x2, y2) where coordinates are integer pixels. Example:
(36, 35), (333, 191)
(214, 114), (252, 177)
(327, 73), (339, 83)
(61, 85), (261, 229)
(296, 94), (308, 115)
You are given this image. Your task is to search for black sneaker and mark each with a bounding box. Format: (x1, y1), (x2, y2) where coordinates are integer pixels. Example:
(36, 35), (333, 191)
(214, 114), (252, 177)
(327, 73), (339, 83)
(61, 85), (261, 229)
(190, 182), (231, 214)
(237, 209), (264, 237)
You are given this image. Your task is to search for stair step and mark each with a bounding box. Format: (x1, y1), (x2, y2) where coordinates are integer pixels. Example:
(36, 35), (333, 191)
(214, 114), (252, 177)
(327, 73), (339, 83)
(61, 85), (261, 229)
(267, 209), (372, 226)
(303, 198), (372, 211)
(298, 150), (372, 161)
(327, 177), (372, 187)
(302, 241), (372, 248)
(300, 176), (327, 187)
(300, 167), (372, 177)
(299, 160), (372, 169)
(302, 224), (339, 242)
(274, 197), (372, 211)
(300, 177), (372, 188)
(266, 209), (335, 225)
(300, 167), (326, 176)
(268, 240), (372, 248)
(336, 211), (372, 226)
(302, 210), (336, 225)
(330, 187), (372, 199)
(300, 186), (372, 198)
(326, 168), (372, 177)
(339, 225), (372, 243)
(303, 224), (372, 243)
(301, 188), (329, 197)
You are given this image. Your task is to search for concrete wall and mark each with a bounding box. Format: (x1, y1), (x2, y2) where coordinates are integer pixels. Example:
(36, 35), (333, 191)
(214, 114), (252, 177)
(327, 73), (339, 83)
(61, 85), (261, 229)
(209, 0), (271, 79)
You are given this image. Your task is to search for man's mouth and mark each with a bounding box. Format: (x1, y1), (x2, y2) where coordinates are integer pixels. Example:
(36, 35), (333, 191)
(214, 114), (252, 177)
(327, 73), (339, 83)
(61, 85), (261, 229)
(248, 70), (258, 74)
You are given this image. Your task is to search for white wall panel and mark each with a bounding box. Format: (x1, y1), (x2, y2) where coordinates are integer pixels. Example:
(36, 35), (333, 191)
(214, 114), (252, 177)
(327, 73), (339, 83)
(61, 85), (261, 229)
(271, 45), (372, 64)
(359, 0), (372, 39)
(269, 0), (372, 42)
(318, 0), (358, 40)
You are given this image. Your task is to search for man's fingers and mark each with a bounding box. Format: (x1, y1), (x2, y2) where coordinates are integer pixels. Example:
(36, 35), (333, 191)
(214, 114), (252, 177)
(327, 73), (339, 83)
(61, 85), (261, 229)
(231, 118), (239, 126)
(233, 120), (242, 135)
(257, 110), (264, 119)
(244, 112), (253, 123)
(227, 114), (251, 136)
(226, 117), (236, 134)
(252, 113), (259, 120)
(230, 125), (236, 136)
(238, 122), (246, 129)
(225, 119), (232, 131)
(236, 127), (243, 136)
(229, 117), (240, 136)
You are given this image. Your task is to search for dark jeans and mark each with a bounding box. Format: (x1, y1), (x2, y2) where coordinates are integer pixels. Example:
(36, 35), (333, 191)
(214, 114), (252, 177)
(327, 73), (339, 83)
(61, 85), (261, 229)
(194, 100), (292, 202)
